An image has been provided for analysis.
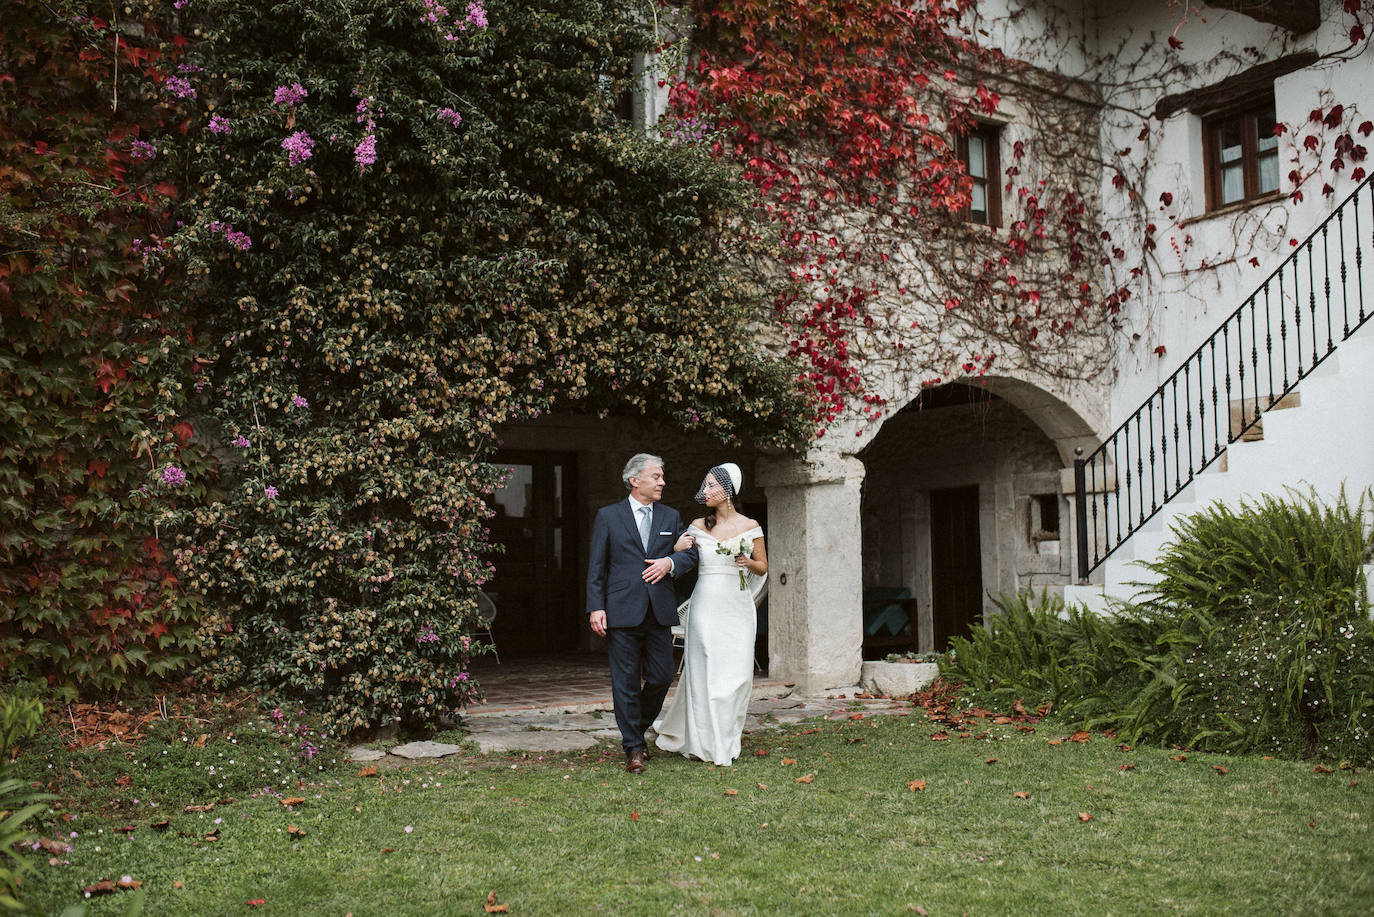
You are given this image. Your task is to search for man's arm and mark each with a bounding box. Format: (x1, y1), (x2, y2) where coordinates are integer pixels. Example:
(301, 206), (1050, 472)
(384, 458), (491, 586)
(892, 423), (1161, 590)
(585, 508), (610, 633)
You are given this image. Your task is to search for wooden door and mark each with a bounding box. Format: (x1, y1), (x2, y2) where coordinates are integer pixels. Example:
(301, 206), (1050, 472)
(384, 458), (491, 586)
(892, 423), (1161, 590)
(486, 452), (579, 655)
(930, 485), (983, 649)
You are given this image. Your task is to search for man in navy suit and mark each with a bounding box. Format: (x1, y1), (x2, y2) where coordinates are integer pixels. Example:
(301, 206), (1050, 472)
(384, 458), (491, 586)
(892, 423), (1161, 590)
(586, 453), (697, 774)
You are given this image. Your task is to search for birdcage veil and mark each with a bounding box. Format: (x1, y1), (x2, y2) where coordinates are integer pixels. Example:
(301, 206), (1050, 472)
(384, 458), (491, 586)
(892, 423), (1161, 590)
(694, 463), (742, 504)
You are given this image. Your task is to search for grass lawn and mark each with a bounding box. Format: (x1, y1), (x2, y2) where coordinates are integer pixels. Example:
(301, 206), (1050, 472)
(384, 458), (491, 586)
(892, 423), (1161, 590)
(12, 704), (1372, 916)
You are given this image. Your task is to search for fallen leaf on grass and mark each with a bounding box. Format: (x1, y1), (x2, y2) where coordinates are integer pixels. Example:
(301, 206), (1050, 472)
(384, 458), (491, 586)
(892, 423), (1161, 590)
(1212, 765), (1229, 775)
(82, 880), (117, 896)
(993, 716), (1013, 725)
(630, 810), (639, 821)
(1118, 744), (1133, 752)
(381, 847), (394, 853)
(929, 732), (949, 742)
(194, 733), (208, 748)
(1119, 764), (1136, 771)
(115, 774), (132, 788)
(795, 774), (814, 784)
(484, 890), (510, 913)
(1015, 725), (1036, 734)
(1078, 812), (1093, 822)
(173, 881), (184, 889)
(848, 713), (864, 720)
(1013, 791), (1030, 799)
(1314, 765), (1335, 774)
(184, 804), (214, 813)
(247, 900), (265, 907)
(985, 758), (998, 765)
(723, 789), (739, 796)
(799, 728), (819, 734)
(279, 797), (307, 807)
(151, 820), (170, 831)
(756, 783), (768, 790)
(358, 766), (378, 777)
(37, 838), (71, 855)
(907, 780), (926, 792)
(781, 758), (797, 766)
(1048, 738), (1064, 746)
(1170, 754), (1187, 762)
(752, 749), (770, 757)
(204, 829), (221, 842)
(1069, 731), (1091, 743)
(287, 825), (307, 837)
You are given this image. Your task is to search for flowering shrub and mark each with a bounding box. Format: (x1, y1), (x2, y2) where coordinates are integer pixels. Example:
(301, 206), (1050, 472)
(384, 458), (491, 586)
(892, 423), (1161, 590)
(158, 0), (809, 732)
(0, 0), (216, 693)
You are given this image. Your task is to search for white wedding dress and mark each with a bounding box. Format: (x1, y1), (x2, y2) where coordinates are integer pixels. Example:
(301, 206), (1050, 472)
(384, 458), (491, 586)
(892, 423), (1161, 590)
(654, 524), (763, 765)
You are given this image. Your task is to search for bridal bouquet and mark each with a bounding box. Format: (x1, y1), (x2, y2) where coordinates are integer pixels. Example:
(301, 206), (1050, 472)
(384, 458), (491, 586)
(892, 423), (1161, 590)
(714, 534), (753, 590)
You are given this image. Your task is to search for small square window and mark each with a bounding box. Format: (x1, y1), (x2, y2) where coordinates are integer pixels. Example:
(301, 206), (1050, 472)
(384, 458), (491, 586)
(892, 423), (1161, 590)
(1203, 95), (1280, 210)
(957, 124), (1002, 227)
(1031, 493), (1060, 541)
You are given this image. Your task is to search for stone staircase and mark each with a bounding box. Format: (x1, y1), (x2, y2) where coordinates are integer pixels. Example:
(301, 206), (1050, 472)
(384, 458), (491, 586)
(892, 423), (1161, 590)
(1065, 323), (1374, 613)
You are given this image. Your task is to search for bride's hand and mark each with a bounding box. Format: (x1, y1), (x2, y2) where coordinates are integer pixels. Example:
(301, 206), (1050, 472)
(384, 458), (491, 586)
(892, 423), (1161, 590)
(673, 532), (695, 552)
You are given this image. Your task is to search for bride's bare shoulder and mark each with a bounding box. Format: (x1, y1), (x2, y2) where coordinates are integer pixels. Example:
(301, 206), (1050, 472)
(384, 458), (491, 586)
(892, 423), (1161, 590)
(689, 517), (707, 531)
(741, 516), (762, 532)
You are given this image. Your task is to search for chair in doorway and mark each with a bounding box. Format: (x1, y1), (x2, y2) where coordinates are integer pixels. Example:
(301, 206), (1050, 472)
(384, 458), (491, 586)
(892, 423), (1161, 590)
(474, 589), (500, 664)
(673, 571), (769, 672)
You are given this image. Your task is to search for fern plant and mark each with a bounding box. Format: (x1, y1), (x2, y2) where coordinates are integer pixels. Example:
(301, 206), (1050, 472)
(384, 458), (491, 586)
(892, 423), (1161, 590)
(0, 695), (51, 912)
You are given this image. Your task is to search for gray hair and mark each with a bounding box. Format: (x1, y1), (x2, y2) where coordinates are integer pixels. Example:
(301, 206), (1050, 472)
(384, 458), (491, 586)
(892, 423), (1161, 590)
(622, 453), (663, 489)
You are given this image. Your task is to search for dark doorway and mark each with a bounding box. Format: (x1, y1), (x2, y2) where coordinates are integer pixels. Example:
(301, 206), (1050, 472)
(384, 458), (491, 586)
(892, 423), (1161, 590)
(930, 485), (983, 649)
(486, 451), (580, 655)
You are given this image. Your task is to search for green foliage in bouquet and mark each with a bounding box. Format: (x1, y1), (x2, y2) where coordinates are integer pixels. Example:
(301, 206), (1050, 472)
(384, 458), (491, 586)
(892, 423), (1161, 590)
(0, 1), (216, 694)
(166, 0), (812, 730)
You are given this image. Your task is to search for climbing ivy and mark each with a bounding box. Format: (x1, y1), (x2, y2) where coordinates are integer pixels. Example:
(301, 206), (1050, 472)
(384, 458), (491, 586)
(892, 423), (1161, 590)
(0, 0), (214, 694)
(163, 0), (811, 731)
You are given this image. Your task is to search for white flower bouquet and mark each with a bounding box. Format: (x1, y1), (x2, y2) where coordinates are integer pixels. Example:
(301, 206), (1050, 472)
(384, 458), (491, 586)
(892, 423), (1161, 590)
(714, 534), (753, 590)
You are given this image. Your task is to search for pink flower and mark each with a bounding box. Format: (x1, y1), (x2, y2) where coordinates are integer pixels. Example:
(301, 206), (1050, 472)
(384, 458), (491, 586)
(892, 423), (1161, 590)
(131, 140), (156, 159)
(273, 83), (308, 107)
(438, 107), (462, 128)
(354, 134), (377, 171)
(208, 115), (231, 135)
(292, 395), (309, 408)
(232, 435), (251, 448)
(160, 465), (187, 486)
(282, 131), (315, 165)
(265, 485), (279, 499)
(165, 76), (196, 99)
(466, 2), (487, 28)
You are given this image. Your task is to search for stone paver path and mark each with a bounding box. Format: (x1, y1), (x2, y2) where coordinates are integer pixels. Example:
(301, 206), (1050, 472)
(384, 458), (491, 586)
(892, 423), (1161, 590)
(347, 685), (916, 761)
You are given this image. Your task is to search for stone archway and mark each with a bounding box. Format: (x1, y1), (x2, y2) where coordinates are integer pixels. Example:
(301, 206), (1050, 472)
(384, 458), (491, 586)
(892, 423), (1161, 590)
(757, 375), (1104, 691)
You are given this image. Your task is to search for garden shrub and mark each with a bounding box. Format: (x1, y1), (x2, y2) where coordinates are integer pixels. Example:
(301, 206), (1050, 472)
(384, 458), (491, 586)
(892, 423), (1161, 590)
(0, 694), (50, 911)
(944, 589), (1156, 726)
(158, 0), (811, 731)
(0, 1), (215, 695)
(1124, 488), (1374, 760)
(946, 490), (1374, 763)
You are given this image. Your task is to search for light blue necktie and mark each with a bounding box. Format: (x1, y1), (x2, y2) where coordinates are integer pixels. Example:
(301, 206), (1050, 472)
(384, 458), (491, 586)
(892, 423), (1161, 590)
(637, 504), (651, 553)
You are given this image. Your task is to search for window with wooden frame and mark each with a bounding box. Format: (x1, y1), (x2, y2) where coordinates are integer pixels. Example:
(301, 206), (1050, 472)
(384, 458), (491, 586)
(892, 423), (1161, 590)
(957, 123), (1002, 226)
(1203, 94), (1280, 210)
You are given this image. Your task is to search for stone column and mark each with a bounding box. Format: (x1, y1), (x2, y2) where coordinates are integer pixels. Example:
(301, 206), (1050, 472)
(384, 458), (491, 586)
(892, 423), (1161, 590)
(756, 454), (866, 694)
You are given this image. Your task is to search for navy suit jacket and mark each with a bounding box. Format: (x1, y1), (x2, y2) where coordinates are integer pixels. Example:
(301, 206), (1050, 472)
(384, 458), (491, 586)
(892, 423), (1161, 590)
(586, 500), (698, 628)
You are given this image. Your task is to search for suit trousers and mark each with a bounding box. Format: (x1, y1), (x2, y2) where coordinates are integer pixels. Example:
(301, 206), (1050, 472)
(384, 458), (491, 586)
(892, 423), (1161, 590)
(605, 611), (675, 752)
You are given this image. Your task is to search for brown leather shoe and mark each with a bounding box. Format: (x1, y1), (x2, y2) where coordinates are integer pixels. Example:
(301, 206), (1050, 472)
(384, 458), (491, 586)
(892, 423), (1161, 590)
(625, 748), (646, 774)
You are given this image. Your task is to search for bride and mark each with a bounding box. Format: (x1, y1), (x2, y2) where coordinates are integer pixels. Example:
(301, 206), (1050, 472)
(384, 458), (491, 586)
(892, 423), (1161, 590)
(654, 463), (767, 766)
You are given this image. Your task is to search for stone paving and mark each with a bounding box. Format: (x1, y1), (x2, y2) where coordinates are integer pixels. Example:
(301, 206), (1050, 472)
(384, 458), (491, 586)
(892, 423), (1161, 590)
(346, 683), (918, 762)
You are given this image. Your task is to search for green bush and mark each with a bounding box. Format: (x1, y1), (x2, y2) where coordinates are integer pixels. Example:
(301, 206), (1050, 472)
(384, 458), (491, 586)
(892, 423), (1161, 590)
(1126, 488), (1374, 759)
(944, 589), (1156, 726)
(945, 489), (1374, 762)
(0, 695), (51, 912)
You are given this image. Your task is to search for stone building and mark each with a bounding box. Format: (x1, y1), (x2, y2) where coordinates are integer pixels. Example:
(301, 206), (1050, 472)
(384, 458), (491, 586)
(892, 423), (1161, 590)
(483, 0), (1374, 695)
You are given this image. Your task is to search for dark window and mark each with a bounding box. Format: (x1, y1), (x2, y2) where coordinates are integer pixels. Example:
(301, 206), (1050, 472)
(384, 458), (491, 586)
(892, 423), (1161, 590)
(1203, 97), (1280, 210)
(957, 124), (1002, 226)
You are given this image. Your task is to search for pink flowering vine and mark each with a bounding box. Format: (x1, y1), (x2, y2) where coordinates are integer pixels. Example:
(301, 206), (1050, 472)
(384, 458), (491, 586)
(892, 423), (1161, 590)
(273, 83), (308, 107)
(281, 131), (314, 165)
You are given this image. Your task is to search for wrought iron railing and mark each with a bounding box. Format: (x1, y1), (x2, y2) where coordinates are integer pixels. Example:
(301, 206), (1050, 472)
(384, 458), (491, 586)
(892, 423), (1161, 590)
(1074, 173), (1374, 581)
